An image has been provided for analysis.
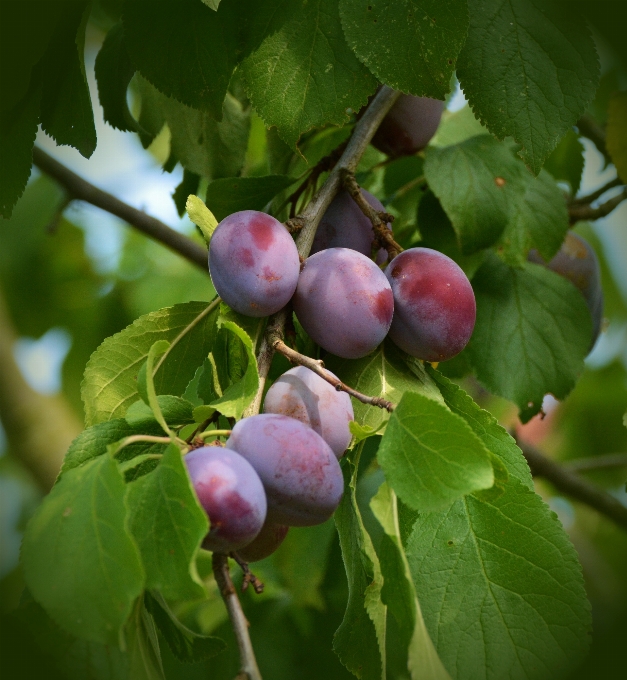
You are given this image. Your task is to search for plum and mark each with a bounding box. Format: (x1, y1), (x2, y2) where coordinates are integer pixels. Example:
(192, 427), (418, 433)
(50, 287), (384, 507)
(263, 366), (354, 458)
(385, 248), (476, 361)
(311, 189), (390, 262)
(225, 414), (344, 527)
(237, 521), (289, 562)
(184, 447), (267, 553)
(293, 248), (394, 359)
(372, 95), (444, 158)
(208, 210), (300, 317)
(528, 232), (603, 348)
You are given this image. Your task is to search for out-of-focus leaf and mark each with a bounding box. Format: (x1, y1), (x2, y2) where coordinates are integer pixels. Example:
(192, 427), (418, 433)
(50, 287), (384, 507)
(340, 0), (468, 99)
(607, 91), (627, 184)
(22, 455), (145, 644)
(544, 128), (585, 195)
(457, 0), (599, 174)
(205, 175), (295, 222)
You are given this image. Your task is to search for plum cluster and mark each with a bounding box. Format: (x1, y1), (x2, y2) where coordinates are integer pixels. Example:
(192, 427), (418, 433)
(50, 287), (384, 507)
(186, 366), (353, 561)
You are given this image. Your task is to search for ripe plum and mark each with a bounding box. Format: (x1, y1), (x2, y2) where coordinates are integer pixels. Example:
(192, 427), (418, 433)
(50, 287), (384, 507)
(184, 447), (267, 553)
(372, 95), (444, 158)
(311, 189), (390, 261)
(263, 366), (353, 458)
(237, 522), (289, 562)
(208, 210), (300, 317)
(293, 248), (394, 359)
(225, 414), (344, 527)
(528, 232), (603, 347)
(385, 248), (476, 361)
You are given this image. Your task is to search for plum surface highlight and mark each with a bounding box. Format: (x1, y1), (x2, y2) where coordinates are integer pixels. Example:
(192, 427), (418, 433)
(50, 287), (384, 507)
(208, 210), (300, 317)
(385, 248), (476, 361)
(293, 248), (394, 359)
(226, 414), (344, 527)
(263, 366), (353, 458)
(185, 446), (267, 553)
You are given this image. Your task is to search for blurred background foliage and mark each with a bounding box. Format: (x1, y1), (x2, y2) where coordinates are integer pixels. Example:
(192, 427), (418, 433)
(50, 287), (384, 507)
(1, 1), (627, 678)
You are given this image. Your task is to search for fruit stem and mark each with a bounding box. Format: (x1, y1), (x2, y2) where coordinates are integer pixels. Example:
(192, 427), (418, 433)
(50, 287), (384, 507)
(212, 552), (263, 680)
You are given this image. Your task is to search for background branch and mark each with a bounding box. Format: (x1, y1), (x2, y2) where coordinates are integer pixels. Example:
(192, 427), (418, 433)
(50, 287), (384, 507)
(212, 553), (262, 680)
(564, 453), (627, 473)
(32, 147), (209, 271)
(569, 187), (627, 224)
(516, 437), (627, 531)
(571, 177), (622, 205)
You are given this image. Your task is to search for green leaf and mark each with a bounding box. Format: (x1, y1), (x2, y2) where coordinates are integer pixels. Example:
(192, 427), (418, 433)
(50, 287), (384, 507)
(467, 255), (592, 422)
(339, 0), (468, 99)
(426, 367), (533, 489)
(186, 194), (218, 245)
(326, 340), (444, 433)
(370, 483), (451, 680)
(240, 0), (377, 149)
(424, 135), (525, 254)
(544, 128), (585, 195)
(144, 340), (174, 436)
(125, 599), (165, 680)
(497, 168), (569, 266)
(82, 300), (220, 426)
(607, 91), (627, 184)
(22, 455), (144, 645)
(201, 0), (223, 10)
(125, 396), (195, 428)
(60, 419), (168, 476)
(0, 73), (41, 218)
(124, 0), (238, 119)
(377, 392), (494, 512)
(126, 445), (208, 601)
(208, 309), (261, 418)
(404, 477), (592, 680)
(205, 175), (296, 222)
(39, 1), (96, 158)
(94, 22), (137, 133)
(135, 77), (250, 179)
(144, 591), (226, 664)
(172, 171), (200, 217)
(334, 447), (386, 679)
(457, 0), (599, 174)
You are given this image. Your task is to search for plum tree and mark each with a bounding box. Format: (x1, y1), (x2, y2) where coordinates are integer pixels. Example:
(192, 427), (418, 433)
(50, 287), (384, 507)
(293, 248), (394, 359)
(385, 248), (476, 361)
(184, 447), (267, 553)
(371, 95), (444, 157)
(528, 232), (604, 347)
(225, 414), (344, 527)
(311, 189), (390, 262)
(263, 366), (354, 458)
(208, 210), (300, 317)
(237, 522), (289, 563)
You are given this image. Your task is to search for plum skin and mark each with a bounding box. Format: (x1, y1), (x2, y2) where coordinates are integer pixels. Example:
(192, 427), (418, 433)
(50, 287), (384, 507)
(528, 232), (603, 348)
(208, 210), (300, 317)
(263, 366), (354, 458)
(237, 522), (289, 563)
(184, 446), (267, 553)
(385, 248), (476, 361)
(372, 95), (445, 158)
(225, 414), (344, 527)
(311, 188), (390, 262)
(293, 248), (394, 359)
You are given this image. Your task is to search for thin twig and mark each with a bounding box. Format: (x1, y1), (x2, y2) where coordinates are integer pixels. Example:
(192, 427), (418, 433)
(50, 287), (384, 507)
(341, 168), (403, 259)
(272, 338), (394, 412)
(571, 177), (623, 205)
(212, 553), (262, 680)
(230, 553), (265, 594)
(569, 187), (627, 224)
(32, 147), (208, 270)
(516, 437), (627, 532)
(246, 87), (401, 417)
(564, 453), (627, 473)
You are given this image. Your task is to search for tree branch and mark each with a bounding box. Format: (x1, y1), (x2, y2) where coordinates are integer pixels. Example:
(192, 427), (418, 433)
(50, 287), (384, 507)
(516, 438), (627, 532)
(564, 453), (627, 473)
(32, 147), (208, 271)
(571, 177), (623, 205)
(212, 553), (262, 680)
(247, 87), (401, 416)
(569, 187), (627, 224)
